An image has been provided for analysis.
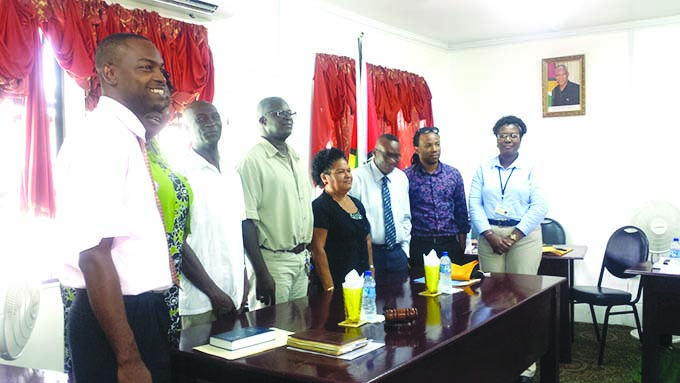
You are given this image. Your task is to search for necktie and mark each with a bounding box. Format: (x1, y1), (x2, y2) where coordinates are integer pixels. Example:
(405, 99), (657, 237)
(138, 137), (180, 287)
(382, 176), (397, 249)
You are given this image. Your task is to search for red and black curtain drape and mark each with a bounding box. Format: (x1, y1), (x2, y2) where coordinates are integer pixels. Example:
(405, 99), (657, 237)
(0, 0), (216, 217)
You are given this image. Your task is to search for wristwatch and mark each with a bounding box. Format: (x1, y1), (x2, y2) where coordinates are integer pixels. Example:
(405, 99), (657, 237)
(509, 233), (518, 242)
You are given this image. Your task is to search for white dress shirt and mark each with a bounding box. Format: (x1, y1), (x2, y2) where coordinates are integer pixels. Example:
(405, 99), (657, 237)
(56, 96), (172, 295)
(176, 151), (247, 315)
(350, 160), (411, 255)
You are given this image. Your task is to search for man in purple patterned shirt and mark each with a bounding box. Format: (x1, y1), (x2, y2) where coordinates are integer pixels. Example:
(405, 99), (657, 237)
(404, 127), (470, 269)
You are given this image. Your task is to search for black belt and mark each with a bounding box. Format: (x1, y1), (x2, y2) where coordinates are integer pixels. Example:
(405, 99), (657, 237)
(373, 243), (399, 250)
(262, 243), (307, 254)
(488, 219), (520, 227)
(412, 235), (457, 244)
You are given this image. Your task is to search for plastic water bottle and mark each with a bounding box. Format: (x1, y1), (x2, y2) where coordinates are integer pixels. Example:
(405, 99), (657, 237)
(670, 238), (680, 258)
(439, 251), (452, 294)
(361, 270), (377, 322)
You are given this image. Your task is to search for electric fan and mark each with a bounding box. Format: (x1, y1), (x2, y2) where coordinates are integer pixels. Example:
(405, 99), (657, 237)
(631, 200), (680, 261)
(630, 200), (680, 343)
(0, 284), (41, 360)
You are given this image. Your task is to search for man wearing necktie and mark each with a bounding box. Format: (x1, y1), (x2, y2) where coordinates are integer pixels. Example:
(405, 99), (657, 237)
(350, 134), (411, 283)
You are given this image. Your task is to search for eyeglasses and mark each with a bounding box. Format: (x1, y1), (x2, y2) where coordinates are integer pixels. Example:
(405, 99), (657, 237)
(375, 149), (401, 161)
(263, 110), (297, 119)
(418, 127), (439, 134)
(497, 133), (521, 140)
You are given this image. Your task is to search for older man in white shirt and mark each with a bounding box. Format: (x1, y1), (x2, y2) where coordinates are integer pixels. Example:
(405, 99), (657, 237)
(177, 100), (249, 327)
(350, 134), (411, 283)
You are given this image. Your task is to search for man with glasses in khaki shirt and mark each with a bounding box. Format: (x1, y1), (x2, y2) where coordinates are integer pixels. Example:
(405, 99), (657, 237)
(238, 97), (313, 306)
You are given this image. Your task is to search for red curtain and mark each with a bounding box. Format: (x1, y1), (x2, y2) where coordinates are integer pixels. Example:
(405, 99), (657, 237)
(366, 63), (433, 169)
(0, 0), (216, 217)
(0, 0), (55, 217)
(37, 0), (215, 111)
(311, 53), (356, 165)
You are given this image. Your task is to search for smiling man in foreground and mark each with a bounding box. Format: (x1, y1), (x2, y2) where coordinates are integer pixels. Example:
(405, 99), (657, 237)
(56, 33), (173, 383)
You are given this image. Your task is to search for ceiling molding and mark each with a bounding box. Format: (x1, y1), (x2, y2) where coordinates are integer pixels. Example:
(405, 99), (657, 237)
(447, 15), (680, 51)
(304, 0), (449, 51)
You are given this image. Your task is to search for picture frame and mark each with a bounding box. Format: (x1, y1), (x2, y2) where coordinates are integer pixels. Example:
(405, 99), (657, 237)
(542, 54), (585, 117)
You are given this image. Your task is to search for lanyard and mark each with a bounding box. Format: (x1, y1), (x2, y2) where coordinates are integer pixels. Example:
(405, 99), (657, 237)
(497, 167), (515, 200)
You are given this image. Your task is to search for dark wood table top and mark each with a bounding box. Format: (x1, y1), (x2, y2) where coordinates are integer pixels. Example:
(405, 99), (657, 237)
(626, 261), (680, 278)
(175, 272), (565, 383)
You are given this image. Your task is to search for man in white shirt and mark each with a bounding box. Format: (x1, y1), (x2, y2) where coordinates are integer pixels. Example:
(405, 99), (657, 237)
(177, 100), (249, 327)
(56, 33), (172, 383)
(350, 134), (411, 283)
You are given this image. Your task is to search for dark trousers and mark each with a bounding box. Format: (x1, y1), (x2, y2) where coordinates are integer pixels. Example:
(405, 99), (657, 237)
(409, 235), (465, 269)
(372, 244), (409, 285)
(67, 289), (171, 383)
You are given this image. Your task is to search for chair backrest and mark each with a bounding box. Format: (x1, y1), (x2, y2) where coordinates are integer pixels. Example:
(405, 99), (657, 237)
(541, 217), (566, 245)
(598, 225), (649, 285)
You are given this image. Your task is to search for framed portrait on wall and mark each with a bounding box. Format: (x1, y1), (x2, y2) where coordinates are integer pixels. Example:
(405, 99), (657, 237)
(542, 54), (585, 117)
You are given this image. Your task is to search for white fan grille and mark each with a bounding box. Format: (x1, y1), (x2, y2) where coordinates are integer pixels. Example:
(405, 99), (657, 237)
(0, 285), (41, 361)
(632, 201), (680, 255)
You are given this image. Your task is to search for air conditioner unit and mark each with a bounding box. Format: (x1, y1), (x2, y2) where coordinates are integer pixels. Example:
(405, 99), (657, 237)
(116, 0), (233, 22)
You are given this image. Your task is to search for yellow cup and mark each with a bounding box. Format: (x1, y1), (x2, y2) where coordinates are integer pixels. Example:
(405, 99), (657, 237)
(425, 296), (442, 326)
(424, 265), (440, 294)
(343, 287), (363, 323)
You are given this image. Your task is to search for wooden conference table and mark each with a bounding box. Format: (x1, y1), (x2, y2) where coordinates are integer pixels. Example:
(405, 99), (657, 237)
(467, 244), (587, 363)
(173, 272), (566, 383)
(625, 262), (680, 383)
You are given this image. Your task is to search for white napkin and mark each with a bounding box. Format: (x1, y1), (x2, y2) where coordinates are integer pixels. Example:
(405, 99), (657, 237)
(423, 249), (440, 267)
(342, 269), (364, 289)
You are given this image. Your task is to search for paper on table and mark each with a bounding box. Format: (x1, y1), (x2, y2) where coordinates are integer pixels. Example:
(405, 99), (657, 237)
(193, 328), (293, 360)
(413, 277), (478, 288)
(288, 340), (385, 360)
(451, 279), (481, 287)
(652, 257), (680, 274)
(542, 245), (574, 256)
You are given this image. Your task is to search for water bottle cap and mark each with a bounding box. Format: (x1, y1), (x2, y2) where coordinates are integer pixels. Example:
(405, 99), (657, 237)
(675, 238), (679, 241)
(365, 270), (372, 277)
(442, 251), (448, 257)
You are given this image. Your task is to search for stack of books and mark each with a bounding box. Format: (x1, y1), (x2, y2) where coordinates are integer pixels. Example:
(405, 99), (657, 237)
(209, 327), (277, 351)
(286, 329), (368, 356)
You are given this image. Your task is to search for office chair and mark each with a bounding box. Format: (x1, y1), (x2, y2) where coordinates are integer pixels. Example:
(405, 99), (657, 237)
(570, 225), (648, 365)
(541, 217), (566, 245)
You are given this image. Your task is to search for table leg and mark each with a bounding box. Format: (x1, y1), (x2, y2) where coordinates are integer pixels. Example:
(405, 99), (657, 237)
(641, 276), (657, 383)
(569, 259), (575, 343)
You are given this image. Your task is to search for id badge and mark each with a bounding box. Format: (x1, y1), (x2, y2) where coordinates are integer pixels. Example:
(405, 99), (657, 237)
(494, 205), (509, 217)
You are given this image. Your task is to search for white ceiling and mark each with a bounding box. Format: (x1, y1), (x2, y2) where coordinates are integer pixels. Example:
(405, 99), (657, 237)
(315, 0), (680, 48)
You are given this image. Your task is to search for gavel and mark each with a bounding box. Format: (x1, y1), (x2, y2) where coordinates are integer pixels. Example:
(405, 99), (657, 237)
(383, 307), (418, 322)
